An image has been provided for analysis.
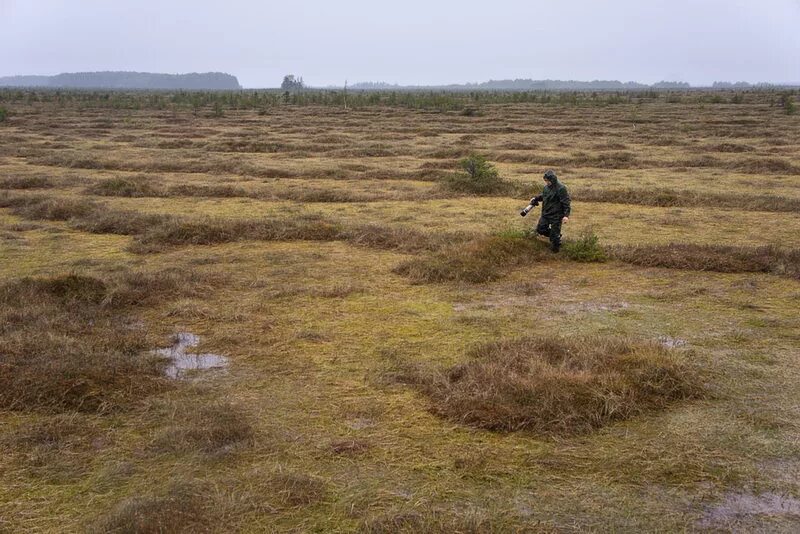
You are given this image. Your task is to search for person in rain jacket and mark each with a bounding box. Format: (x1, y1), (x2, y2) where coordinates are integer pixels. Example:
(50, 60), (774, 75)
(530, 170), (571, 252)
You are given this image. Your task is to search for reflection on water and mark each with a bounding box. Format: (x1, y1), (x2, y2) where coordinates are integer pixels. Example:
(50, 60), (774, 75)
(155, 332), (229, 379)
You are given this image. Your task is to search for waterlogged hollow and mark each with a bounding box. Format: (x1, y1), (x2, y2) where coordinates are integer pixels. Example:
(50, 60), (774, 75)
(156, 332), (229, 379)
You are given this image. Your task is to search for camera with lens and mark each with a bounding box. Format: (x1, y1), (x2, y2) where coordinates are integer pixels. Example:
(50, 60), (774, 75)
(520, 198), (539, 217)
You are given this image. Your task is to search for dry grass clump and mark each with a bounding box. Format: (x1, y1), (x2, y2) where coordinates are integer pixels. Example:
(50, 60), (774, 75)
(131, 214), (452, 254)
(360, 509), (494, 533)
(268, 471), (327, 507)
(72, 208), (172, 236)
(167, 183), (250, 198)
(0, 268), (225, 413)
(149, 402), (253, 454)
(0, 176), (52, 189)
(705, 142), (756, 153)
(343, 224), (455, 253)
(207, 139), (295, 153)
(4, 193), (96, 221)
(399, 336), (703, 434)
(3, 412), (99, 481)
(394, 231), (547, 283)
(3, 273), (109, 304)
(317, 283), (364, 298)
(578, 187), (800, 213)
(329, 438), (371, 456)
(107, 267), (224, 307)
(0, 274), (164, 413)
(733, 157), (800, 174)
(87, 175), (165, 197)
(7, 413), (94, 449)
(89, 480), (211, 534)
(610, 243), (800, 279)
(0, 192), (170, 234)
(2, 192), (455, 254)
(134, 216), (343, 250)
(280, 188), (377, 203)
(528, 150), (641, 169)
(131, 218), (266, 250)
(92, 471), (323, 533)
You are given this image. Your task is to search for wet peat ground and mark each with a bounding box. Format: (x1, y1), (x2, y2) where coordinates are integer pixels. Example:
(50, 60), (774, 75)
(1, 91), (799, 531)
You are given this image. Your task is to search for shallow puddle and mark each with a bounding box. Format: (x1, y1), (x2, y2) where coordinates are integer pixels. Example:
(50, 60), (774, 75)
(155, 332), (229, 379)
(698, 492), (800, 529)
(658, 335), (688, 348)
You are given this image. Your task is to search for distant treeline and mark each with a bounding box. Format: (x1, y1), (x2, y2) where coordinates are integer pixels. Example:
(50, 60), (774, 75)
(345, 79), (795, 91)
(348, 79), (689, 91)
(1, 87), (796, 113)
(0, 71), (241, 90)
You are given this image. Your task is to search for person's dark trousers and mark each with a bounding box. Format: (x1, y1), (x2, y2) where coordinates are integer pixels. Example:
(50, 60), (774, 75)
(536, 217), (562, 250)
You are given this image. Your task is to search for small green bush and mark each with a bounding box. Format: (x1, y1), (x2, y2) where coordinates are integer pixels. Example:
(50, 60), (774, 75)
(787, 97), (797, 116)
(459, 107), (482, 117)
(0, 106), (7, 122)
(444, 154), (511, 195)
(563, 230), (606, 262)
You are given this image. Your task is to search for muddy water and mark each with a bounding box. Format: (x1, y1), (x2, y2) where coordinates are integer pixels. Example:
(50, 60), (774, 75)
(156, 332), (228, 379)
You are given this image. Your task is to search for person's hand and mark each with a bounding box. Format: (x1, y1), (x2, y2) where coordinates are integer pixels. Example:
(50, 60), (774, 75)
(562, 216), (569, 224)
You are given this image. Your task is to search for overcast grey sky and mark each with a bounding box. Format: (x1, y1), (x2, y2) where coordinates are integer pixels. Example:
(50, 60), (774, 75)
(3, 0), (799, 87)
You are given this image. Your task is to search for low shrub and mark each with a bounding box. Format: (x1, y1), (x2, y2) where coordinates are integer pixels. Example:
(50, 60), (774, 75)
(563, 230), (607, 262)
(443, 154), (514, 195)
(785, 96), (796, 115)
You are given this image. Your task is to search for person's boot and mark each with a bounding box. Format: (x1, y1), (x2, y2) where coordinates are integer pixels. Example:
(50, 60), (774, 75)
(550, 243), (560, 253)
